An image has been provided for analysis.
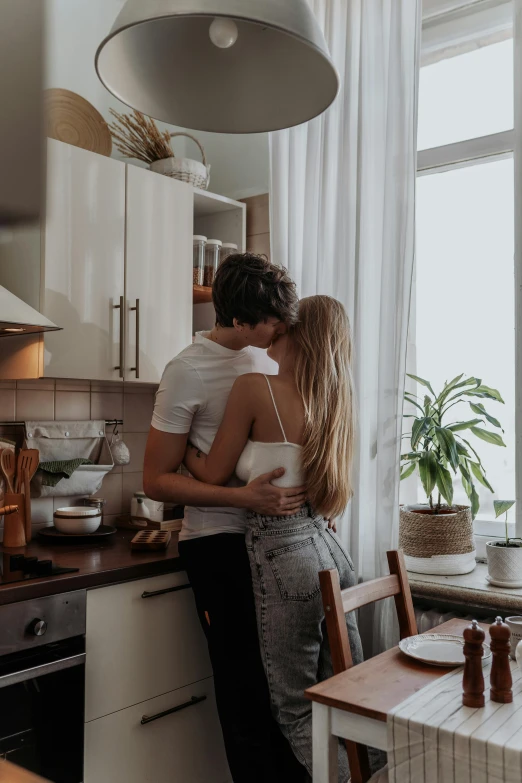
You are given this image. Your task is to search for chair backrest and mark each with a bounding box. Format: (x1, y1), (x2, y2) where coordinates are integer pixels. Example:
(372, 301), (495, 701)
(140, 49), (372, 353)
(319, 549), (417, 783)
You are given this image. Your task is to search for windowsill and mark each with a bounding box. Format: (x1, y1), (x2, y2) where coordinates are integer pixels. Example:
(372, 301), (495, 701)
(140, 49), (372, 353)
(409, 562), (522, 613)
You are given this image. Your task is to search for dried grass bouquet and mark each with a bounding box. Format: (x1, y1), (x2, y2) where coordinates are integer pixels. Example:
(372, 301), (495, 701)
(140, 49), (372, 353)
(108, 109), (173, 164)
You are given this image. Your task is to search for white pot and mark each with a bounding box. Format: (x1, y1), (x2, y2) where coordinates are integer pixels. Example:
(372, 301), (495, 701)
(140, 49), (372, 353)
(54, 506), (101, 535)
(400, 504), (476, 575)
(486, 541), (522, 587)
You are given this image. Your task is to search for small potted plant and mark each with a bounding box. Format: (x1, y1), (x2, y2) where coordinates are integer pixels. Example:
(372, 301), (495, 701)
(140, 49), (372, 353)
(486, 501), (522, 587)
(400, 374), (506, 575)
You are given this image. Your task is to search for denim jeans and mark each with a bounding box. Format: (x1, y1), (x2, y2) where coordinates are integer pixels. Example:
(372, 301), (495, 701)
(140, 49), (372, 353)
(246, 505), (363, 781)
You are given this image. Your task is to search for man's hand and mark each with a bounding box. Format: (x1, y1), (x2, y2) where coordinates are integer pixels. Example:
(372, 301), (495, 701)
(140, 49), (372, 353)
(240, 468), (307, 516)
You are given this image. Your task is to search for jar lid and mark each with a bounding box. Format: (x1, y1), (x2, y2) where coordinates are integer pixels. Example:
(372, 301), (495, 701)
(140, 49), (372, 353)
(134, 491), (146, 498)
(221, 243), (238, 249)
(206, 239), (222, 246)
(193, 235), (207, 242)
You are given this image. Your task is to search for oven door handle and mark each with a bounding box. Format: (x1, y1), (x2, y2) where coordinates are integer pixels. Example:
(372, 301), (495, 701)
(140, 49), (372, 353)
(0, 651), (86, 689)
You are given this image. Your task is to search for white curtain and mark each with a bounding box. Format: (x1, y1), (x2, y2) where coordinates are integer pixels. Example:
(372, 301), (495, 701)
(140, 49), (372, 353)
(269, 0), (421, 654)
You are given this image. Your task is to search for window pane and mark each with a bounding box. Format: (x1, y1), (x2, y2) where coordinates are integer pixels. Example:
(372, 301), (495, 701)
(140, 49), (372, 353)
(413, 159), (514, 521)
(418, 39), (513, 151)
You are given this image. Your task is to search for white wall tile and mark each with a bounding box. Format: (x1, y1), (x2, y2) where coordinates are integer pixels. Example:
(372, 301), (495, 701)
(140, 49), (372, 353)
(91, 391), (123, 421)
(17, 379), (55, 391)
(56, 379), (91, 392)
(123, 393), (154, 433)
(30, 497), (54, 525)
(122, 472), (143, 514)
(55, 391), (91, 420)
(100, 471), (123, 515)
(0, 389), (16, 421)
(16, 390), (55, 420)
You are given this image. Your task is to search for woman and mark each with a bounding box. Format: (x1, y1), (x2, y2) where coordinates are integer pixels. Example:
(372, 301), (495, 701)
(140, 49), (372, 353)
(184, 295), (362, 780)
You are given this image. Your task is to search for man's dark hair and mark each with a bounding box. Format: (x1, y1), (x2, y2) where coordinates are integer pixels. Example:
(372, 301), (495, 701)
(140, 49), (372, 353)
(212, 253), (298, 328)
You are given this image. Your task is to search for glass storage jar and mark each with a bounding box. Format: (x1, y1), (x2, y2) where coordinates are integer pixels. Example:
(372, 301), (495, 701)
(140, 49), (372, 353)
(204, 239), (222, 287)
(193, 235), (207, 286)
(219, 243), (238, 266)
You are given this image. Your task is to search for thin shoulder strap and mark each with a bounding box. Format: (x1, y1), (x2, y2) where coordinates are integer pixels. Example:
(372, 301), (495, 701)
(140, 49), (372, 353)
(263, 375), (288, 442)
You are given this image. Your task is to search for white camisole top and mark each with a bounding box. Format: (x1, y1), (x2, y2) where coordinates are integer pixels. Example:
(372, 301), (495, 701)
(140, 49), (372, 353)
(235, 376), (305, 489)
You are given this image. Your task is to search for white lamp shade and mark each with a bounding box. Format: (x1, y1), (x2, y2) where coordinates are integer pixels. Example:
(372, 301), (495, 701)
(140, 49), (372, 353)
(96, 0), (339, 133)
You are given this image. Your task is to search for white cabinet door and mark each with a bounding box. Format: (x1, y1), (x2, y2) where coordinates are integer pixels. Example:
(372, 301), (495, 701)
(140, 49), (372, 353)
(84, 678), (230, 783)
(43, 139), (125, 380)
(85, 572), (212, 722)
(125, 166), (193, 384)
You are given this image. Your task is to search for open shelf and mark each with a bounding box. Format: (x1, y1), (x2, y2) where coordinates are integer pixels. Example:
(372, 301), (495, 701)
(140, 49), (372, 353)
(193, 285), (212, 305)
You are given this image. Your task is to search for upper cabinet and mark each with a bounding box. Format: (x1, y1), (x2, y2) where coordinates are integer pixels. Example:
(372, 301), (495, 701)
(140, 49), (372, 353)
(125, 166), (192, 384)
(0, 140), (194, 384)
(43, 140), (126, 381)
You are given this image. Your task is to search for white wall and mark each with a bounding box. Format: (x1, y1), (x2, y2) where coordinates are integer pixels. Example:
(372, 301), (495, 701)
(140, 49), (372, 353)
(44, 0), (269, 199)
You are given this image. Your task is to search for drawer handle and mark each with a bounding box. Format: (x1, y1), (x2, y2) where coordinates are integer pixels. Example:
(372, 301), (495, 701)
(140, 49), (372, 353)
(141, 583), (191, 599)
(141, 695), (207, 725)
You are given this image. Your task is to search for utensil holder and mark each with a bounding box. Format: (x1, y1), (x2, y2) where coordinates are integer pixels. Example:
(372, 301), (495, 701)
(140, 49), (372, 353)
(3, 493), (26, 547)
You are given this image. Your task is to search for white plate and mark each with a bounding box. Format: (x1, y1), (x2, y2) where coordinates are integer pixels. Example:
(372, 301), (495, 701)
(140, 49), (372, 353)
(399, 633), (492, 667)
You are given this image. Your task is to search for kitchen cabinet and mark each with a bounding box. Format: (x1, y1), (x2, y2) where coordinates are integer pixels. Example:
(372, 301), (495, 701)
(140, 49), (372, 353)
(125, 166), (192, 383)
(43, 139), (126, 381)
(84, 679), (230, 783)
(84, 572), (230, 783)
(0, 140), (193, 383)
(85, 571), (212, 722)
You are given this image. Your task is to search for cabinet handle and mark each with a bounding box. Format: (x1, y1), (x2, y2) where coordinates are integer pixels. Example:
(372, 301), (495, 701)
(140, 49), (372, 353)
(114, 296), (124, 378)
(141, 695), (206, 725)
(141, 583), (191, 599)
(130, 298), (140, 378)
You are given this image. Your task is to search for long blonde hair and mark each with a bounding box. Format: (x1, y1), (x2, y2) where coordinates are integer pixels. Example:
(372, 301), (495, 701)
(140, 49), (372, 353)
(292, 296), (355, 519)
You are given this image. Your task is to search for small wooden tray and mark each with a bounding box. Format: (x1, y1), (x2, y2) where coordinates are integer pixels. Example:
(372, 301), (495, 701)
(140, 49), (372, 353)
(131, 530), (171, 551)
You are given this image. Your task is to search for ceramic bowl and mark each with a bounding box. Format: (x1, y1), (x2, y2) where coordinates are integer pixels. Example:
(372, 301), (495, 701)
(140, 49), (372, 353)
(54, 506), (102, 535)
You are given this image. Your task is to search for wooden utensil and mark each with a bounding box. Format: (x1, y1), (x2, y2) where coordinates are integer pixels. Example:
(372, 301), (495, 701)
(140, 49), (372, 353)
(44, 88), (112, 156)
(2, 493), (25, 547)
(15, 449), (39, 493)
(1, 449), (15, 494)
(131, 530), (171, 551)
(15, 449), (39, 543)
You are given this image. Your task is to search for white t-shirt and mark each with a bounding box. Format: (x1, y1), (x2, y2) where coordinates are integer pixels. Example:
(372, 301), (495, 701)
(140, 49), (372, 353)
(151, 331), (276, 541)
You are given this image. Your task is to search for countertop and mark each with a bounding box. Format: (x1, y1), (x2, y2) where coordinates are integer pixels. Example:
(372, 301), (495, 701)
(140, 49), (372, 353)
(0, 529), (182, 606)
(409, 562), (522, 614)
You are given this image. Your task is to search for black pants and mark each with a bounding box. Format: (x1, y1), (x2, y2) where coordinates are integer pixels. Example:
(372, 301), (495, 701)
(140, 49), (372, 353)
(179, 533), (309, 783)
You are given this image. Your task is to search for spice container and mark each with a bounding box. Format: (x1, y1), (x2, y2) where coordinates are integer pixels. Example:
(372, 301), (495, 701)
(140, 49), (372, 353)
(219, 243), (238, 266)
(193, 235), (206, 286)
(82, 496), (106, 522)
(204, 239), (222, 287)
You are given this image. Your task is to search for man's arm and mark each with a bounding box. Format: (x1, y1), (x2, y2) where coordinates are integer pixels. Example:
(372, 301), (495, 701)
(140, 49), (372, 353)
(143, 427), (307, 516)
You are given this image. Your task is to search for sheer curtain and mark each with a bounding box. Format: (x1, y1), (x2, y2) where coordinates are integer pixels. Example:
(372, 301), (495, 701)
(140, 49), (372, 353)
(270, 0), (421, 654)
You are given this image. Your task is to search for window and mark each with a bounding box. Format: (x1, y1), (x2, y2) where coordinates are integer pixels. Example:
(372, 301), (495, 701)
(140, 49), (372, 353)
(403, 25), (515, 535)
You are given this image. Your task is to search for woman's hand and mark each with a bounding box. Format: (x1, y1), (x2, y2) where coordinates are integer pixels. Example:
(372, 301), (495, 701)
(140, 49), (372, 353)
(239, 468), (307, 516)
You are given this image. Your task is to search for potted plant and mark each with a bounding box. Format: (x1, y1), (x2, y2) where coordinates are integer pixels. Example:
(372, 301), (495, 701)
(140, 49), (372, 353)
(400, 374), (506, 575)
(486, 501), (522, 587)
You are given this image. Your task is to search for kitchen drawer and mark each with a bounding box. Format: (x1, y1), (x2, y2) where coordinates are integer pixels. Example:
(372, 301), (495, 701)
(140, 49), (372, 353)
(85, 572), (212, 721)
(84, 678), (231, 783)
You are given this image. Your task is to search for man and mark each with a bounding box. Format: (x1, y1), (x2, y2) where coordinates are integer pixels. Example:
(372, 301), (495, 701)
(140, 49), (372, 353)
(144, 253), (307, 783)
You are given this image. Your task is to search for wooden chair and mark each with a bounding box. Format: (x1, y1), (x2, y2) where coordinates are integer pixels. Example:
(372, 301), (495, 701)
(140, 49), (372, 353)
(319, 549), (417, 783)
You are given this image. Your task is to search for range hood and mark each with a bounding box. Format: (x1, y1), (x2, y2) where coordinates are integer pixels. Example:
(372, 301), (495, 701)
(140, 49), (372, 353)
(0, 286), (61, 337)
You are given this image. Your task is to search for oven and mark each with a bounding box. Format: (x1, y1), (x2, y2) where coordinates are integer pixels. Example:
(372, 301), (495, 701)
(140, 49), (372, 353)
(0, 591), (86, 782)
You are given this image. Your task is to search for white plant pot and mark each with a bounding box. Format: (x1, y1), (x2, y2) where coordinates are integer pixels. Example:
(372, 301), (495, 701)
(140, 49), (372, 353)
(486, 541), (522, 587)
(400, 504), (476, 575)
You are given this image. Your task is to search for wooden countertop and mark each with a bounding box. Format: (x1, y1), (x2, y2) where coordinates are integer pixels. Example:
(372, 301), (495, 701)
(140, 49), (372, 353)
(0, 529), (182, 606)
(0, 760), (50, 782)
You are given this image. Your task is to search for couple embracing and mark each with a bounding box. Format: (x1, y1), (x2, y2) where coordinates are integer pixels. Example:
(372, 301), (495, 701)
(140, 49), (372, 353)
(144, 253), (362, 783)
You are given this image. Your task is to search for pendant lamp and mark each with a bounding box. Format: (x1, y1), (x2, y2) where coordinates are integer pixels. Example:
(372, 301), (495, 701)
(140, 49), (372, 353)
(96, 0), (338, 134)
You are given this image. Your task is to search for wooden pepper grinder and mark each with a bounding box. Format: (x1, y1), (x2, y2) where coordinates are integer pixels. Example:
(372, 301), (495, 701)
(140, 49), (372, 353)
(463, 619), (485, 707)
(490, 616), (513, 703)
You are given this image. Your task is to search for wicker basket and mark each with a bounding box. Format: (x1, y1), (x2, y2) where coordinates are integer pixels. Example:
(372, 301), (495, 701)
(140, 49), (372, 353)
(399, 504), (476, 575)
(149, 132), (210, 190)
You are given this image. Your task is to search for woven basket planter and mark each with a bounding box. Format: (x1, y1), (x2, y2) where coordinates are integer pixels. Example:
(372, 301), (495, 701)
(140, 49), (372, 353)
(399, 504), (476, 575)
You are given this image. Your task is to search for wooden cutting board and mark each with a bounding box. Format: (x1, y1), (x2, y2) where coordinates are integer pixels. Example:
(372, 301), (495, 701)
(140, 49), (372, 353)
(44, 88), (112, 156)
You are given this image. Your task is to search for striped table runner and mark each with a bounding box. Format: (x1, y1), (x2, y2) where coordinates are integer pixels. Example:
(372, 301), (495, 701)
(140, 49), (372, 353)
(387, 659), (522, 782)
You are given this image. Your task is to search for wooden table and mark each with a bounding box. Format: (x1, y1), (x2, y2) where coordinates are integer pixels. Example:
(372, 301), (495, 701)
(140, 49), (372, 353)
(305, 617), (485, 782)
(0, 760), (49, 782)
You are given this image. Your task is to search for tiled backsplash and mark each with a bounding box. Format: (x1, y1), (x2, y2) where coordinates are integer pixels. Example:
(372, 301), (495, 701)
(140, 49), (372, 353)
(0, 379), (157, 535)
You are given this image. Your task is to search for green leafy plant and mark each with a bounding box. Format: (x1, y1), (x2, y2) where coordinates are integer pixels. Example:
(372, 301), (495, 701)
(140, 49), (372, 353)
(493, 500), (520, 547)
(401, 374), (506, 518)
